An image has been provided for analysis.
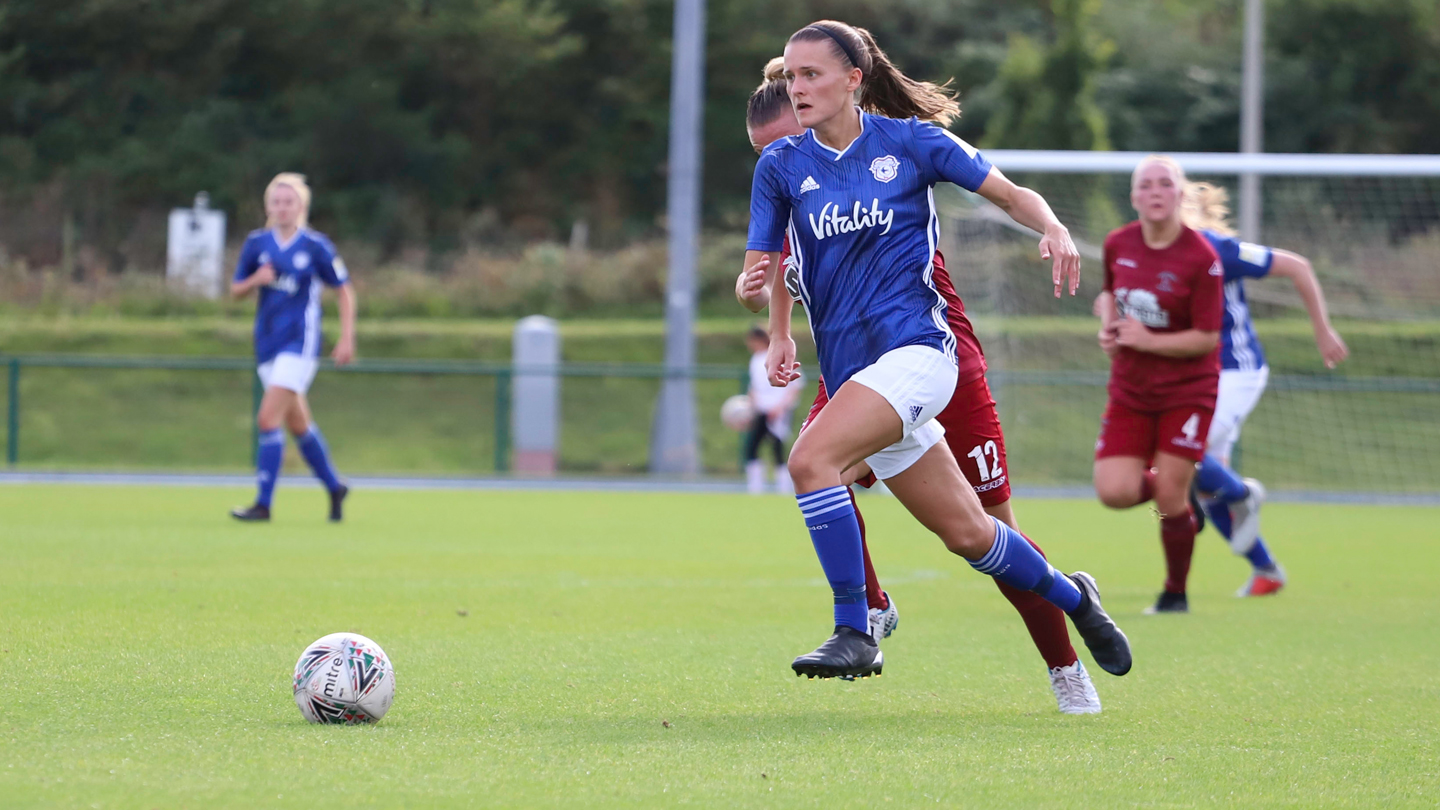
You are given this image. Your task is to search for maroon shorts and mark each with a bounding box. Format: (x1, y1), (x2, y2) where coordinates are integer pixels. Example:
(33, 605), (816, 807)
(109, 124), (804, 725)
(803, 374), (1011, 507)
(1095, 400), (1213, 463)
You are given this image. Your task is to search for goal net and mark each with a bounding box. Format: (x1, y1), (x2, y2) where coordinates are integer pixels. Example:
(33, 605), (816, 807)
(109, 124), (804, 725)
(935, 151), (1440, 497)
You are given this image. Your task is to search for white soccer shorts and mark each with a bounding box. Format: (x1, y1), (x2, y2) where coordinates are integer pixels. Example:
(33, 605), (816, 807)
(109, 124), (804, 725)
(849, 345), (958, 479)
(257, 352), (320, 395)
(1206, 366), (1270, 462)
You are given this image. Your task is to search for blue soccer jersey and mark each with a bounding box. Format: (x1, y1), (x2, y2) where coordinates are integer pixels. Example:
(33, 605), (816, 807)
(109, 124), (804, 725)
(233, 228), (350, 364)
(747, 112), (993, 389)
(1202, 230), (1273, 371)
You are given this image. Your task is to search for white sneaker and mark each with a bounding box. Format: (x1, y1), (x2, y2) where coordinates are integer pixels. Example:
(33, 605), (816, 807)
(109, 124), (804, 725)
(775, 467), (795, 496)
(745, 460), (766, 495)
(1227, 477), (1267, 554)
(867, 591), (898, 643)
(1049, 660), (1102, 715)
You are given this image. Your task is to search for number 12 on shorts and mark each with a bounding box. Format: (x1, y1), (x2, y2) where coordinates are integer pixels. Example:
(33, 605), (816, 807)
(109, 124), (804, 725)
(967, 441), (1004, 482)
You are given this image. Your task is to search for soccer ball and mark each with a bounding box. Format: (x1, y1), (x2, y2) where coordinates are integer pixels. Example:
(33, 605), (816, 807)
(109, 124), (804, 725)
(721, 395), (755, 431)
(293, 632), (395, 724)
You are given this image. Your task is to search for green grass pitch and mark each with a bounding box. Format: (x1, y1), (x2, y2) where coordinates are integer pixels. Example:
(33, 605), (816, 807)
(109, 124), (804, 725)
(1, 485), (1435, 807)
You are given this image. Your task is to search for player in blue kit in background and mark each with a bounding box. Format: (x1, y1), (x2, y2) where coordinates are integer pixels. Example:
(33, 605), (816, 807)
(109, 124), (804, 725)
(1182, 181), (1348, 595)
(746, 20), (1131, 683)
(229, 173), (356, 523)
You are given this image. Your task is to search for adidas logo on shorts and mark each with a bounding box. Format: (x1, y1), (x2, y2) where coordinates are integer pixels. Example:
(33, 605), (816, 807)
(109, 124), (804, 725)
(908, 405), (923, 423)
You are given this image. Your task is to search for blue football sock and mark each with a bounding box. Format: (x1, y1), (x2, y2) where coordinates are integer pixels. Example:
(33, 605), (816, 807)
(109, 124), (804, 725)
(969, 517), (1082, 614)
(796, 486), (869, 633)
(256, 428), (285, 507)
(1245, 536), (1277, 571)
(1202, 497), (1234, 539)
(297, 426), (343, 492)
(1195, 454), (1249, 503)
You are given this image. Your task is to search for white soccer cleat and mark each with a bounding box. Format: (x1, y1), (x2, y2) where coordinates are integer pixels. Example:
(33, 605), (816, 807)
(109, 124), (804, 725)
(867, 591), (899, 643)
(1227, 477), (1267, 555)
(1049, 660), (1102, 715)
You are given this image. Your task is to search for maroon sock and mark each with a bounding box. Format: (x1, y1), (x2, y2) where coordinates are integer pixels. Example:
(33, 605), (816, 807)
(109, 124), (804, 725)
(1138, 468), (1157, 505)
(994, 534), (1078, 670)
(854, 491), (887, 610)
(1160, 510), (1197, 594)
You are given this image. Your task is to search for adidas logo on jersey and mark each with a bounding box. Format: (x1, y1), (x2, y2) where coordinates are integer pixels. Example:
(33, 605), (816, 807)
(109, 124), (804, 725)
(808, 198), (895, 240)
(799, 176), (820, 194)
(908, 405), (923, 423)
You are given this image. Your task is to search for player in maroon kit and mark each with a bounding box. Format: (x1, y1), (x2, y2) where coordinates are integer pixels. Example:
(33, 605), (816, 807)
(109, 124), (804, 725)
(736, 58), (1103, 713)
(1095, 155), (1225, 615)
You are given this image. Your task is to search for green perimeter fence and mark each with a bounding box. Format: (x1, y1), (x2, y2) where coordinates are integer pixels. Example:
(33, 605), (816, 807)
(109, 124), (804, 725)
(3, 354), (1439, 493)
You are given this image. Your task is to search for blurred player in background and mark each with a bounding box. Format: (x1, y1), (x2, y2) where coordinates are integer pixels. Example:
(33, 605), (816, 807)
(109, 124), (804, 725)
(743, 324), (803, 495)
(1095, 156), (1223, 615)
(739, 58), (1103, 713)
(746, 21), (1129, 688)
(229, 173), (355, 523)
(1181, 182), (1348, 597)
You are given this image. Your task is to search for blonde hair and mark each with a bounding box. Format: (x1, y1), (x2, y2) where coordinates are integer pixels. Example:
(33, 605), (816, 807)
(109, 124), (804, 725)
(264, 172), (311, 229)
(1131, 154), (1187, 189)
(1181, 181), (1236, 236)
(789, 21), (961, 127)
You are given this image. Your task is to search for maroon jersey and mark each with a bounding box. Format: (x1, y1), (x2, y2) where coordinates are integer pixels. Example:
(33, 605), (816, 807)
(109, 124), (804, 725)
(780, 238), (987, 386)
(1102, 222), (1224, 411)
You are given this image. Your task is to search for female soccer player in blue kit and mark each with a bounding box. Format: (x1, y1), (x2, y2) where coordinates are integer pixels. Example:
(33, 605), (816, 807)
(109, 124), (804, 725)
(1182, 182), (1348, 597)
(745, 20), (1131, 681)
(229, 173), (356, 523)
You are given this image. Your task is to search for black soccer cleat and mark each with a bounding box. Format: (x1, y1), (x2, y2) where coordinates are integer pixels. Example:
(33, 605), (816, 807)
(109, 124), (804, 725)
(1066, 572), (1133, 677)
(792, 625), (884, 680)
(1143, 590), (1189, 615)
(1188, 481), (1206, 535)
(230, 503), (271, 522)
(328, 484), (349, 523)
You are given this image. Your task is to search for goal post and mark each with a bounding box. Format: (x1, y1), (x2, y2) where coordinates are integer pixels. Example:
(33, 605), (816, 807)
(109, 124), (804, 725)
(933, 150), (1440, 497)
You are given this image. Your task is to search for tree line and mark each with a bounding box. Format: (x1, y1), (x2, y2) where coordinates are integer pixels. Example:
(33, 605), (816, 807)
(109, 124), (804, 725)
(1, 0), (1437, 272)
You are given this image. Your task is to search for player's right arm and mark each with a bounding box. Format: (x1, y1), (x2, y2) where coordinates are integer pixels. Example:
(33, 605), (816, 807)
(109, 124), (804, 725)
(745, 150), (797, 386)
(736, 253), (774, 312)
(1097, 239), (1120, 357)
(229, 237), (274, 298)
(1268, 249), (1348, 368)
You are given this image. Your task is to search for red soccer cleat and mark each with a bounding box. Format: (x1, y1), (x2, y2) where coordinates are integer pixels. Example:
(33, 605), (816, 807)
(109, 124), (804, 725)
(1236, 566), (1286, 597)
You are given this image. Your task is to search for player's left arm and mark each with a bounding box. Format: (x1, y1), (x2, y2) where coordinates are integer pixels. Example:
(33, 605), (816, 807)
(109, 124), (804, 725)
(911, 122), (1079, 298)
(1267, 249), (1348, 368)
(315, 242), (357, 366)
(975, 169), (1081, 299)
(1115, 322), (1218, 357)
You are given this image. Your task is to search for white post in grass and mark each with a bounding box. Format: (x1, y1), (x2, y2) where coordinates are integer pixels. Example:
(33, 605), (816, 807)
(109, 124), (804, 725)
(649, 0), (706, 476)
(1239, 0), (1265, 242)
(513, 315), (560, 474)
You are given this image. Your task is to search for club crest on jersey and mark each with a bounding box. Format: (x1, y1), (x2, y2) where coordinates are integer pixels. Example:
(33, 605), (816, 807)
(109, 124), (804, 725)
(1114, 287), (1169, 328)
(869, 155), (901, 183)
(808, 199), (894, 240)
(293, 251), (311, 270)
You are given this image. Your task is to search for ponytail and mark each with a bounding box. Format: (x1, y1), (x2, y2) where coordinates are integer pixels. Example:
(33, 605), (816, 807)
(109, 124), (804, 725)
(1181, 181), (1236, 236)
(789, 21), (960, 127)
(746, 57), (793, 129)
